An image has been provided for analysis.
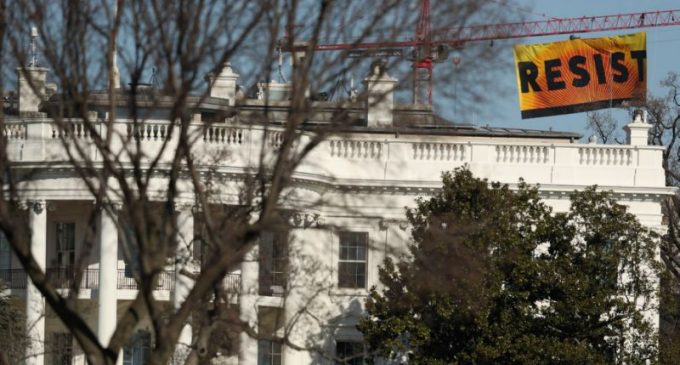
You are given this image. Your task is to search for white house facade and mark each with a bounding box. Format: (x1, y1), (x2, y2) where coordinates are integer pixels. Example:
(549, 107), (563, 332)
(0, 63), (673, 365)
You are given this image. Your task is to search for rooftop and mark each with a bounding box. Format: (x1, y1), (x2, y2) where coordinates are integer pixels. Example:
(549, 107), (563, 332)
(10, 65), (581, 143)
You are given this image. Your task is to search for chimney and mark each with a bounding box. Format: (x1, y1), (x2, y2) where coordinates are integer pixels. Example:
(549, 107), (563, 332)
(207, 63), (240, 105)
(624, 109), (651, 146)
(363, 60), (397, 128)
(17, 66), (49, 114)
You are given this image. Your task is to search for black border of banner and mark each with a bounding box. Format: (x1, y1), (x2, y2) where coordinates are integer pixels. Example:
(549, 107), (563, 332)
(521, 98), (636, 119)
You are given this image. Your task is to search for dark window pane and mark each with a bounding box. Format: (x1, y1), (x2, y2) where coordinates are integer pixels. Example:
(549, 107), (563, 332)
(0, 232), (9, 269)
(357, 246), (366, 260)
(340, 246), (348, 260)
(336, 341), (365, 365)
(123, 331), (151, 365)
(56, 223), (75, 268)
(258, 339), (282, 365)
(50, 333), (73, 365)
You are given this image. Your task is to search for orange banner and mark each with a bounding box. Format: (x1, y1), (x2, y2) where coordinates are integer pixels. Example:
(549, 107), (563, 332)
(514, 32), (646, 119)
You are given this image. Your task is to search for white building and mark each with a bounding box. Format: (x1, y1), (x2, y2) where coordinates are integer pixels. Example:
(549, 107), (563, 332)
(0, 62), (673, 365)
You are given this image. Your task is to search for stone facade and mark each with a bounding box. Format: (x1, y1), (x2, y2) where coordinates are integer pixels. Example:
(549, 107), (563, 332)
(0, 65), (673, 365)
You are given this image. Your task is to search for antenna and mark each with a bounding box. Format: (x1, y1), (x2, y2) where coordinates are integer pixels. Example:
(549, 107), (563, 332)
(149, 67), (159, 88)
(29, 26), (38, 67)
(277, 47), (287, 83)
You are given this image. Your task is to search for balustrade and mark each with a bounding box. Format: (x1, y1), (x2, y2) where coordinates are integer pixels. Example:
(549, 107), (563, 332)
(329, 139), (383, 159)
(204, 126), (244, 144)
(127, 122), (173, 141)
(1, 118), (662, 188)
(579, 146), (633, 166)
(412, 142), (465, 161)
(4, 123), (26, 140)
(496, 144), (550, 164)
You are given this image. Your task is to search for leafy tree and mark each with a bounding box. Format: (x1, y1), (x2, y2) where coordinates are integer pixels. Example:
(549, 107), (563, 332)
(586, 74), (680, 363)
(0, 283), (28, 365)
(359, 168), (659, 364)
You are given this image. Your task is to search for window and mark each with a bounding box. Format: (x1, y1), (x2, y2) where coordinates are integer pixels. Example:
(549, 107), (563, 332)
(123, 331), (151, 365)
(0, 231), (10, 270)
(338, 232), (368, 289)
(122, 225), (140, 280)
(56, 223), (75, 268)
(259, 231), (288, 296)
(193, 216), (208, 264)
(258, 339), (282, 365)
(336, 341), (365, 365)
(50, 333), (73, 365)
(594, 238), (619, 290)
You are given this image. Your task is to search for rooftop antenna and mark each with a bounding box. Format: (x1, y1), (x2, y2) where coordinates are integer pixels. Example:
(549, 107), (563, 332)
(149, 67), (159, 88)
(29, 26), (38, 67)
(349, 77), (357, 102)
(277, 47), (287, 83)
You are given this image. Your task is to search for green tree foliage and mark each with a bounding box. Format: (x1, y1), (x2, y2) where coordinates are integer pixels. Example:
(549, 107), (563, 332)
(0, 283), (28, 364)
(359, 168), (660, 364)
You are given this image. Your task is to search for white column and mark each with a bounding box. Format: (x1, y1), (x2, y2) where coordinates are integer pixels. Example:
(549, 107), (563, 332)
(282, 291), (301, 365)
(26, 200), (46, 365)
(238, 246), (259, 365)
(97, 205), (119, 361)
(282, 228), (318, 365)
(174, 205), (194, 361)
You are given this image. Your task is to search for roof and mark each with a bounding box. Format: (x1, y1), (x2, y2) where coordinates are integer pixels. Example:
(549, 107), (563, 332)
(306, 123), (581, 140)
(35, 90), (582, 140)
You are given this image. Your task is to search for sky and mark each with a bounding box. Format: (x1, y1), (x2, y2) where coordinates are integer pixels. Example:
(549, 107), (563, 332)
(460, 0), (680, 139)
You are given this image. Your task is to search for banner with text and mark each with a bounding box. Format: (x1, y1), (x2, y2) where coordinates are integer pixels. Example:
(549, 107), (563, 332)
(513, 32), (646, 119)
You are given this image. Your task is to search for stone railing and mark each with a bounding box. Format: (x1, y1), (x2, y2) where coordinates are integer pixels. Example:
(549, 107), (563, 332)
(413, 143), (465, 161)
(267, 130), (284, 150)
(128, 122), (173, 141)
(51, 121), (96, 139)
(496, 144), (550, 164)
(4, 123), (27, 140)
(329, 139), (383, 159)
(4, 118), (665, 189)
(204, 125), (245, 144)
(578, 146), (633, 166)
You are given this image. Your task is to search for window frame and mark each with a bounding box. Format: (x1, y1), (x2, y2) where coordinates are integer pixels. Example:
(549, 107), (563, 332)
(259, 231), (289, 296)
(257, 338), (282, 365)
(123, 330), (151, 365)
(55, 222), (76, 268)
(50, 332), (73, 365)
(0, 231), (10, 270)
(337, 231), (368, 289)
(335, 340), (366, 365)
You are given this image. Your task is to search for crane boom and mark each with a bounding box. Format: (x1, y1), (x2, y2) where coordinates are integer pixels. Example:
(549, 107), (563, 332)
(295, 9), (680, 52)
(281, 8), (680, 105)
(437, 9), (680, 43)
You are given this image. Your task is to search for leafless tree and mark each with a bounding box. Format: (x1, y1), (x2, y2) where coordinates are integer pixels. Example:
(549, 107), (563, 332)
(586, 110), (622, 144)
(0, 1), (519, 364)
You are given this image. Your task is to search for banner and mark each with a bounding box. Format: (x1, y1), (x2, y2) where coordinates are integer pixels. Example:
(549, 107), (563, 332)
(513, 32), (646, 119)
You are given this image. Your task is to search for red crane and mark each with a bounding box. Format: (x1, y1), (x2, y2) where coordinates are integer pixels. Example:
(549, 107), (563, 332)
(281, 3), (680, 105)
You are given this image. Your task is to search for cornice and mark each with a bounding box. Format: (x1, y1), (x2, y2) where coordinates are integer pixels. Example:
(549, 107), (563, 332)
(8, 164), (677, 203)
